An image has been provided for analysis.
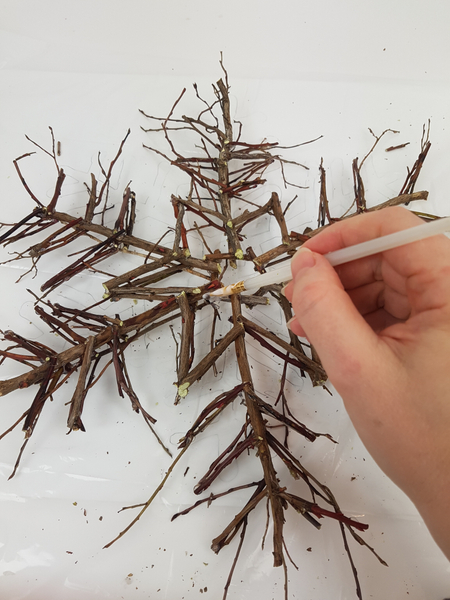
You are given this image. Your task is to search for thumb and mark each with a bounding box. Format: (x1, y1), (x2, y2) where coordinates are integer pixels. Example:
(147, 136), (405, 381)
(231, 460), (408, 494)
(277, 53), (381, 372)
(288, 248), (380, 388)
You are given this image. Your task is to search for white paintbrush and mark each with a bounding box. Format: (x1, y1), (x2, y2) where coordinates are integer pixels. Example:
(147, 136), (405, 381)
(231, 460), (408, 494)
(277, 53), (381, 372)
(207, 216), (450, 297)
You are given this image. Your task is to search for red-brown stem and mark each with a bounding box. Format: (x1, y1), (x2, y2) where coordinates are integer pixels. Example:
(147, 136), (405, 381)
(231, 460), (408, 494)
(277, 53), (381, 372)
(176, 323), (244, 392)
(270, 192), (290, 244)
(176, 291), (196, 381)
(67, 336), (95, 431)
(46, 168), (66, 214)
(229, 295), (285, 567)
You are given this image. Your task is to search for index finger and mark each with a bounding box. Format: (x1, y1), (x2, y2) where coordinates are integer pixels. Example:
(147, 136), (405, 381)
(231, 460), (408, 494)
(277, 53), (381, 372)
(296, 206), (450, 316)
(301, 207), (447, 283)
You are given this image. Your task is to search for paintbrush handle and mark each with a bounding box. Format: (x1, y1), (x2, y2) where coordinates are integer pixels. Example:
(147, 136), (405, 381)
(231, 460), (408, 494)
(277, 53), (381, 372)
(243, 216), (450, 294)
(325, 215), (450, 266)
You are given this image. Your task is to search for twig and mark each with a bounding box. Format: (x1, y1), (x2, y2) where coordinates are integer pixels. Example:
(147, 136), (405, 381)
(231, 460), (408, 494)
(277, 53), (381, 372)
(103, 445), (190, 549)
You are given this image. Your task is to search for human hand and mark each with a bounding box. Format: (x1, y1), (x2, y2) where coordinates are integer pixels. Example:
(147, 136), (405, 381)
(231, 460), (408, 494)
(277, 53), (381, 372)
(283, 206), (450, 559)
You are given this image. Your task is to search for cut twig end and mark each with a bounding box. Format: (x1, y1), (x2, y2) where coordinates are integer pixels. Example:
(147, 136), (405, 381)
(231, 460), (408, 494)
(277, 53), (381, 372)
(177, 382), (190, 398)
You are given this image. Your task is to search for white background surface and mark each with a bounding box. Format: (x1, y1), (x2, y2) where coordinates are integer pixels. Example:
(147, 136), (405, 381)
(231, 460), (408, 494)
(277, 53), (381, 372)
(1, 1), (450, 599)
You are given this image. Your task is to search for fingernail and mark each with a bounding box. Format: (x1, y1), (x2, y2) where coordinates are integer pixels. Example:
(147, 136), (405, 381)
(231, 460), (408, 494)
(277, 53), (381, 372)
(293, 246), (316, 269)
(287, 316), (296, 330)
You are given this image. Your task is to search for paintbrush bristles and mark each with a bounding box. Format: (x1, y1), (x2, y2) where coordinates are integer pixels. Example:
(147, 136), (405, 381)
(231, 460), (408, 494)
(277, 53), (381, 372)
(209, 280), (246, 297)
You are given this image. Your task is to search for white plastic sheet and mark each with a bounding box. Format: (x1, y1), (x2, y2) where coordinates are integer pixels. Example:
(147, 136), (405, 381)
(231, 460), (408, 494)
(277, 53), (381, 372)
(1, 2), (450, 598)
